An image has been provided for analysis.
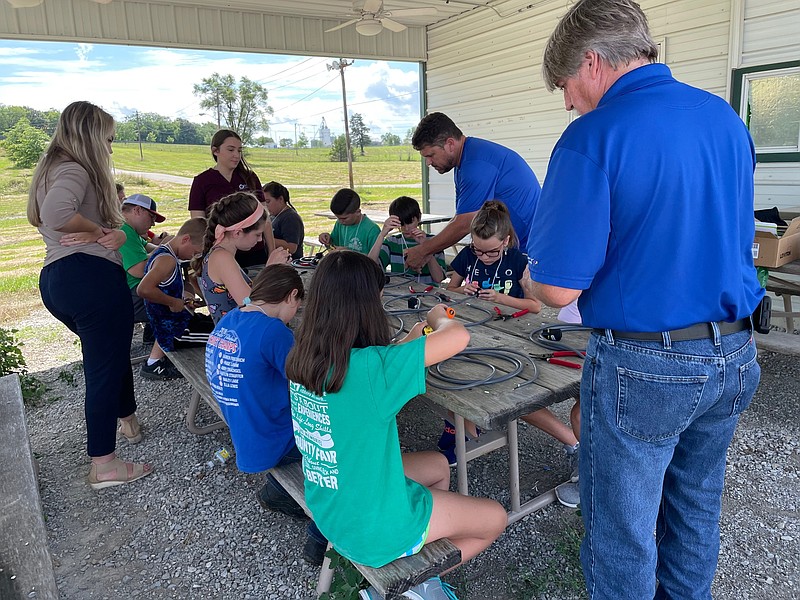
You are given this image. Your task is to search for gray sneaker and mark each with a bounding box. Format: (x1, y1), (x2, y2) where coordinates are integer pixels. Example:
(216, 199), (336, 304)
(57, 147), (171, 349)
(555, 480), (581, 508)
(565, 444), (579, 483)
(403, 576), (459, 599)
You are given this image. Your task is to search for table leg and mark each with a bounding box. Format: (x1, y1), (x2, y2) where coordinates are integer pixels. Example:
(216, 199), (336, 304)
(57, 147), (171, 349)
(508, 419), (520, 513)
(453, 414), (469, 496)
(185, 390), (226, 435)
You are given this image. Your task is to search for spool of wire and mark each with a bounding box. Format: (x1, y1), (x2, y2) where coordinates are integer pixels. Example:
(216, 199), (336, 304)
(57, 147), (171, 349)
(427, 347), (538, 390)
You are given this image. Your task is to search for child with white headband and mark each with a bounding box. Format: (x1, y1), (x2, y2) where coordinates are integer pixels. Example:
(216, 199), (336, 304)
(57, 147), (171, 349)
(193, 192), (289, 324)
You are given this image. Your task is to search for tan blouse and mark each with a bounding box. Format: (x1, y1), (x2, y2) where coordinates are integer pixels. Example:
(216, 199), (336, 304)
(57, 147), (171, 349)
(36, 161), (121, 268)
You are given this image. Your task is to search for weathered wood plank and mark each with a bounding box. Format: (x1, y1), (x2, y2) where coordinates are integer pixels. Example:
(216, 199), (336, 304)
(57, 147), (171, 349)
(0, 374), (59, 600)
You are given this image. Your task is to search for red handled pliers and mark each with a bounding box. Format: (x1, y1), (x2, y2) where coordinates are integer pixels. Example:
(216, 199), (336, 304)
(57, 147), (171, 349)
(535, 350), (585, 369)
(409, 284), (434, 294)
(493, 307), (530, 321)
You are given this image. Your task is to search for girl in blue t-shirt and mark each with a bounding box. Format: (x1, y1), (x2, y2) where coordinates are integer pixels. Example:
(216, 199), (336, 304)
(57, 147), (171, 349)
(204, 263), (328, 565)
(286, 251), (506, 599)
(447, 200), (541, 315)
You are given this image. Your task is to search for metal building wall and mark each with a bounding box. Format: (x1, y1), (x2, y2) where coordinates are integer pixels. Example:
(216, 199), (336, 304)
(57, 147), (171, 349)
(0, 0), (427, 61)
(739, 0), (800, 210)
(423, 0), (734, 217)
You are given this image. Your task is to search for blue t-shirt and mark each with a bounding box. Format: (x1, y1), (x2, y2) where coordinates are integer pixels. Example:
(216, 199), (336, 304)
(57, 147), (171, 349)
(455, 137), (541, 249)
(205, 309), (295, 473)
(527, 64), (763, 331)
(451, 246), (527, 298)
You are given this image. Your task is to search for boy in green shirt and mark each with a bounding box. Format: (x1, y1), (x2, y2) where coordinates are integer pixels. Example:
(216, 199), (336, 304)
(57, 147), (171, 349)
(318, 188), (380, 254)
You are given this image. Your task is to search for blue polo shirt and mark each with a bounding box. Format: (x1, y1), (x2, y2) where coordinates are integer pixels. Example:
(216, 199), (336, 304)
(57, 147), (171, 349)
(455, 137), (541, 248)
(527, 64), (763, 331)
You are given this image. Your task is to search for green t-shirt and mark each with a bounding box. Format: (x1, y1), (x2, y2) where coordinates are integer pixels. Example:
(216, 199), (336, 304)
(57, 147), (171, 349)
(289, 337), (431, 568)
(330, 216), (380, 254)
(379, 232), (446, 284)
(119, 222), (148, 289)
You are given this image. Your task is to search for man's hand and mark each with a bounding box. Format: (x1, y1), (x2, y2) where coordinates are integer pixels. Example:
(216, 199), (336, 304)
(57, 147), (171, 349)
(404, 242), (430, 271)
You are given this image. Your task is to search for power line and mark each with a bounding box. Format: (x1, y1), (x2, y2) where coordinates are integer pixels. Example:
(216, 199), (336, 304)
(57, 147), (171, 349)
(270, 74), (340, 115)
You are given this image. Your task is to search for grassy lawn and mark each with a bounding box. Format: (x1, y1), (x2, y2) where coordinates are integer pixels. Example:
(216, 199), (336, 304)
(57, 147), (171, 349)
(0, 145), (424, 323)
(112, 142), (423, 185)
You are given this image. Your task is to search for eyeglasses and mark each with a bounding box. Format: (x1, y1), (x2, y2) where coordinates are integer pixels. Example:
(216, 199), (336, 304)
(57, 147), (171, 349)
(470, 243), (504, 258)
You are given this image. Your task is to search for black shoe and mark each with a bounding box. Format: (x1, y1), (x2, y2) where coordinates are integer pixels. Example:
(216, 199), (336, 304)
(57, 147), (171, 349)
(140, 358), (183, 380)
(142, 323), (155, 345)
(257, 475), (308, 520)
(303, 531), (328, 566)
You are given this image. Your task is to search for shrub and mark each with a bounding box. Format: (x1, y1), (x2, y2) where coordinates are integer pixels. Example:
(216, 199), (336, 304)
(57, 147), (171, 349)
(2, 117), (50, 168)
(0, 326), (46, 404)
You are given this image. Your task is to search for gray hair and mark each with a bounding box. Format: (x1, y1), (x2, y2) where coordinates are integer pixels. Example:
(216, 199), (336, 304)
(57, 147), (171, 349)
(542, 0), (659, 92)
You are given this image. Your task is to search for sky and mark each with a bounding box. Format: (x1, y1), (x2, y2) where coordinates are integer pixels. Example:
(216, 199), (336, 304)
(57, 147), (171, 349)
(0, 39), (422, 142)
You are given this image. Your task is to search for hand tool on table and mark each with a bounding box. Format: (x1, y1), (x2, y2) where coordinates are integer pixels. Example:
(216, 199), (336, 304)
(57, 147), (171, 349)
(422, 307), (456, 334)
(531, 350), (585, 369)
(492, 307), (530, 321)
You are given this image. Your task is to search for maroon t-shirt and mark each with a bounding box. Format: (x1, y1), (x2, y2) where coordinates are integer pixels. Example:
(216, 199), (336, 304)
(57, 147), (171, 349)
(188, 168), (267, 268)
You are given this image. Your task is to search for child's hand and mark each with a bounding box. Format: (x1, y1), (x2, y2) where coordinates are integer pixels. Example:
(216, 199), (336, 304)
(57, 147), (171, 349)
(477, 288), (499, 302)
(382, 215), (401, 234)
(169, 297), (185, 313)
(426, 305), (453, 328)
(409, 228), (426, 243)
(463, 281), (480, 296)
(408, 321), (428, 339)
(318, 233), (332, 246)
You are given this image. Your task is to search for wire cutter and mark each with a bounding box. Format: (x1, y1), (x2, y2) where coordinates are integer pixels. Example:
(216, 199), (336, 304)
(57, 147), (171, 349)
(533, 350), (585, 369)
(493, 307), (530, 321)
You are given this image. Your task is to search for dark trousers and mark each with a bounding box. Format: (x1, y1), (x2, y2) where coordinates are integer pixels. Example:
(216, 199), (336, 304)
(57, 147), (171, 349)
(40, 253), (136, 457)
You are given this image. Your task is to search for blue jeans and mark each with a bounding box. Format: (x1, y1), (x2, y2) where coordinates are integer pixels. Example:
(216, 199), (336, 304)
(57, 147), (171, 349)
(579, 326), (759, 600)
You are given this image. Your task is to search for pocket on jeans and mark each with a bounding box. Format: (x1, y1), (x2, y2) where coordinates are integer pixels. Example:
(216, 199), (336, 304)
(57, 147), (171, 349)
(616, 368), (708, 442)
(731, 353), (760, 417)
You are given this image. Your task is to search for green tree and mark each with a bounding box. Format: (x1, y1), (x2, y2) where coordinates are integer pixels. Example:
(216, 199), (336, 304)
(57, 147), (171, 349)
(349, 113), (371, 155)
(2, 117), (49, 168)
(193, 73), (273, 144)
(404, 127), (415, 144)
(296, 132), (309, 149)
(279, 138), (293, 148)
(381, 132), (401, 146)
(329, 134), (350, 162)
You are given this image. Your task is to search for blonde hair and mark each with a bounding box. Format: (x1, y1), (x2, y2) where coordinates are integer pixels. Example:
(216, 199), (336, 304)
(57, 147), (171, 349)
(27, 101), (120, 228)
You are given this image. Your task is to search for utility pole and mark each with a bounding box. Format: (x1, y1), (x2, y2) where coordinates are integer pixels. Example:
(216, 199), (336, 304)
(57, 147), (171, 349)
(327, 58), (354, 189)
(294, 121), (298, 156)
(135, 111), (143, 161)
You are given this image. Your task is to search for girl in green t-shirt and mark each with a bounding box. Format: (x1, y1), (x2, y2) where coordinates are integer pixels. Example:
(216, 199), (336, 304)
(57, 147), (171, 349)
(286, 251), (507, 598)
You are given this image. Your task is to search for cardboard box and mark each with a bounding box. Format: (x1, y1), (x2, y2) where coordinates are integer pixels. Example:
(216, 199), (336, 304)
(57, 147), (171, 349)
(753, 218), (800, 268)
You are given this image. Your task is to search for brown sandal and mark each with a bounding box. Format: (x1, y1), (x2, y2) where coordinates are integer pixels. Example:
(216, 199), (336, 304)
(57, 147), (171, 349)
(118, 414), (143, 444)
(88, 458), (152, 490)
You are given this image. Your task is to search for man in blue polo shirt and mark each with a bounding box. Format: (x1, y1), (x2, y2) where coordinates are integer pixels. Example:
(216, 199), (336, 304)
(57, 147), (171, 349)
(404, 112), (541, 270)
(525, 1), (764, 599)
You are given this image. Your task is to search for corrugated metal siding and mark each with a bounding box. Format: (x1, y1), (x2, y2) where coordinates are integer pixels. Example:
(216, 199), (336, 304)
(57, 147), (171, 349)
(740, 0), (800, 209)
(0, 1), (426, 61)
(424, 0), (733, 216)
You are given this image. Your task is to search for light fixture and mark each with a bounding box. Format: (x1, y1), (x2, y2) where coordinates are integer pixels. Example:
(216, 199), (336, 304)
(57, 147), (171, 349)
(6, 0), (44, 7)
(355, 18), (383, 36)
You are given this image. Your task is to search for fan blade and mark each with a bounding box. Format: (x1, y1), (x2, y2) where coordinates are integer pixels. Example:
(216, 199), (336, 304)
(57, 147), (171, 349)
(325, 18), (360, 33)
(363, 0), (382, 14)
(384, 8), (438, 17)
(380, 17), (407, 32)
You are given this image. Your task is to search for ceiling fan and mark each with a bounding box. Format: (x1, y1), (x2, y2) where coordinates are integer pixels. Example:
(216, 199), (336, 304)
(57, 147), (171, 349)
(326, 0), (438, 37)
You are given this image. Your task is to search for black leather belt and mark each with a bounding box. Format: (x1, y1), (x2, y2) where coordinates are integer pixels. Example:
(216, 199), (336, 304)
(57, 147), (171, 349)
(592, 318), (750, 342)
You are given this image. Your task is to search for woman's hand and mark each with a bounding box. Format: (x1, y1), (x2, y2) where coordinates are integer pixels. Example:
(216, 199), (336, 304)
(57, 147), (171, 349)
(60, 229), (102, 246)
(267, 247), (291, 265)
(97, 228), (127, 250)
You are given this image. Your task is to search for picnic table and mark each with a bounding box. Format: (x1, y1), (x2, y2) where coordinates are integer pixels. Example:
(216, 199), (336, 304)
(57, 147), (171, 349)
(768, 260), (800, 330)
(313, 210), (452, 226)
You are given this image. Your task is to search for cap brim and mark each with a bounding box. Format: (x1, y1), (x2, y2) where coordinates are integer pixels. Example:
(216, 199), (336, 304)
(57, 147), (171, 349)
(148, 210), (166, 223)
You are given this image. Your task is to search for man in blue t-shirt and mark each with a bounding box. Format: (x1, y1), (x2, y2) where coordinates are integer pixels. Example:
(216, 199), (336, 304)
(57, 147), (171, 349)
(525, 1), (764, 599)
(404, 112), (541, 270)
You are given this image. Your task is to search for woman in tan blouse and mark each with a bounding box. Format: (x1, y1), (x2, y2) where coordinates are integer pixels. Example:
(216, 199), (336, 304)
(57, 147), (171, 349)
(28, 101), (152, 489)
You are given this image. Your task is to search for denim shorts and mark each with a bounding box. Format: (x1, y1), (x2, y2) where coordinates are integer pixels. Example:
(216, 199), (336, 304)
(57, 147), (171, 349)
(396, 523), (430, 559)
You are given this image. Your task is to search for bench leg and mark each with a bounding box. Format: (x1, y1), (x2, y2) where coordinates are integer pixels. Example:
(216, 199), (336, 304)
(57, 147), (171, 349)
(186, 390), (226, 435)
(454, 415), (469, 496)
(783, 295), (794, 331)
(316, 543), (334, 597)
(508, 419), (521, 514)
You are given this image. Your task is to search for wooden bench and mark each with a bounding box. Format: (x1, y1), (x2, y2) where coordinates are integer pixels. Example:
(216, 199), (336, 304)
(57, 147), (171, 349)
(766, 275), (800, 332)
(166, 346), (461, 598)
(303, 236), (325, 256)
(0, 374), (59, 600)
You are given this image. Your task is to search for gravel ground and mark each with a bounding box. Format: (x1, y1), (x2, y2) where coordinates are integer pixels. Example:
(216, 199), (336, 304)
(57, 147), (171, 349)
(17, 308), (800, 600)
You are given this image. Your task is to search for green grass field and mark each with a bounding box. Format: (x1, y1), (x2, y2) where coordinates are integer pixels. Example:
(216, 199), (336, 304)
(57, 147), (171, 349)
(0, 144), (424, 322)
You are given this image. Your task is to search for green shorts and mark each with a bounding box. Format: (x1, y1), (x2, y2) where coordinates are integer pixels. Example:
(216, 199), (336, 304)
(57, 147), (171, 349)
(396, 522), (430, 560)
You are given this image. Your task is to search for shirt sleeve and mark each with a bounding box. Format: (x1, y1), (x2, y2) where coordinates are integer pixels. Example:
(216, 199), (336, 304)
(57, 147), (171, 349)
(455, 161), (499, 215)
(277, 213), (304, 247)
(363, 219), (381, 252)
(188, 174), (207, 212)
(260, 319), (294, 378)
(378, 242), (391, 268)
(449, 247), (470, 277)
(527, 146), (611, 289)
(38, 163), (90, 231)
(366, 337), (427, 419)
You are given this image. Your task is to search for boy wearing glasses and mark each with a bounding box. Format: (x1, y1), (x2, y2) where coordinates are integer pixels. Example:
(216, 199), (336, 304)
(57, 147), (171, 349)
(318, 188), (380, 254)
